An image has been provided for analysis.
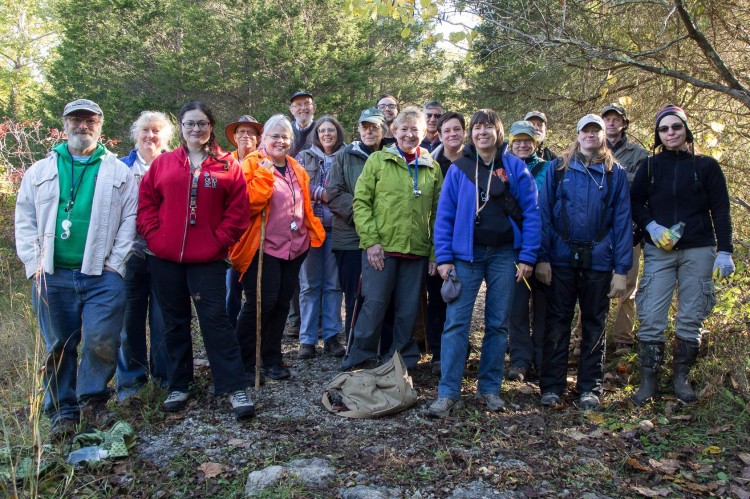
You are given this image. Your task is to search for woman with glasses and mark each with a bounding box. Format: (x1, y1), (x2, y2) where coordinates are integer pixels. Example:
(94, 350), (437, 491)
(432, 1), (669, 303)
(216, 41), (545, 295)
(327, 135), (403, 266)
(340, 106), (442, 371)
(427, 110), (541, 418)
(137, 101), (255, 419)
(116, 111), (174, 400)
(230, 115), (325, 382)
(295, 116), (347, 360)
(535, 114), (632, 411)
(630, 104), (734, 405)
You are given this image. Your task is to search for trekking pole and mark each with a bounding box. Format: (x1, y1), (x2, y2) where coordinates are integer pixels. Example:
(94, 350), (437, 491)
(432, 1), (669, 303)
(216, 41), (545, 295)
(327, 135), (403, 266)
(255, 207), (267, 391)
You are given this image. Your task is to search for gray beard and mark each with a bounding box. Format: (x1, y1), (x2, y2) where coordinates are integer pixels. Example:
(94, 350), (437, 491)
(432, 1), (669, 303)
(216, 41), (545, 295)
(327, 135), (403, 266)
(68, 133), (97, 152)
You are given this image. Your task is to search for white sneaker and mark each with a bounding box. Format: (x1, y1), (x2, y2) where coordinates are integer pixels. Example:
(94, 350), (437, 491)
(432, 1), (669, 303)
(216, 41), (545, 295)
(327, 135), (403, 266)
(229, 390), (255, 420)
(163, 391), (190, 412)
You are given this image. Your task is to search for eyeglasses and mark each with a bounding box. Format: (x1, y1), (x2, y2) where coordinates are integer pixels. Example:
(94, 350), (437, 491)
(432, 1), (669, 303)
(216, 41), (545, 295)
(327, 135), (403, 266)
(292, 102), (313, 109)
(318, 127), (337, 134)
(182, 121), (211, 130)
(67, 117), (101, 127)
(425, 113), (442, 120)
(235, 130), (258, 137)
(377, 104), (397, 111)
(657, 123), (685, 133)
(267, 134), (292, 143)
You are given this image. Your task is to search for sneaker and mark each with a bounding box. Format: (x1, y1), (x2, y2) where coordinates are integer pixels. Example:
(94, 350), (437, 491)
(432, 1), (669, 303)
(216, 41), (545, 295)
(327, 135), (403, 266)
(540, 392), (561, 407)
(427, 397), (464, 418)
(50, 418), (77, 442)
(229, 390), (255, 420)
(324, 337), (345, 357)
(298, 343), (316, 359)
(163, 391), (190, 412)
(283, 321), (300, 338)
(430, 361), (441, 376)
(476, 393), (506, 412)
(263, 365), (291, 380)
(245, 369), (266, 387)
(579, 392), (600, 410)
(80, 400), (114, 429)
(507, 366), (528, 382)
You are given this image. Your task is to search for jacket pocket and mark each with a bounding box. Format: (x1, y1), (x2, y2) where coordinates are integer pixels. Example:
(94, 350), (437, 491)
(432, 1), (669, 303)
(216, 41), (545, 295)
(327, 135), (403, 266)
(635, 273), (652, 313)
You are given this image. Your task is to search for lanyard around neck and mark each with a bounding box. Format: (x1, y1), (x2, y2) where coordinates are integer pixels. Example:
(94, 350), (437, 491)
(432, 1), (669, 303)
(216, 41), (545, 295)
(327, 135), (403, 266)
(397, 146), (421, 196)
(65, 156), (94, 213)
(474, 153), (495, 218)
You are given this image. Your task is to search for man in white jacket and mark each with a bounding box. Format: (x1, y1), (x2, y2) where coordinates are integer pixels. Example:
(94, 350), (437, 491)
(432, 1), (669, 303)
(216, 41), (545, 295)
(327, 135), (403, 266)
(15, 99), (137, 440)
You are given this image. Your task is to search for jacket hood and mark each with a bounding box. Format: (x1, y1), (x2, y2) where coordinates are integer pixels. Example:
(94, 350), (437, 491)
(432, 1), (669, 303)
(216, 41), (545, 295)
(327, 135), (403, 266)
(53, 142), (107, 163)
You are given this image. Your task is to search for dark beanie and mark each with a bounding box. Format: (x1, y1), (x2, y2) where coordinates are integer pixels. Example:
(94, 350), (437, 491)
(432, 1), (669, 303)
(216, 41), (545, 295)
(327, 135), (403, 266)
(654, 103), (693, 148)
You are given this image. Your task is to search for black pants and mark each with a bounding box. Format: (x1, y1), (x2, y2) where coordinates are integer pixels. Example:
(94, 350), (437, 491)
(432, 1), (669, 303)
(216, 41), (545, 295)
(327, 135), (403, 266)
(147, 256), (245, 395)
(334, 249), (362, 336)
(236, 251), (307, 370)
(540, 266), (611, 397)
(425, 273), (446, 362)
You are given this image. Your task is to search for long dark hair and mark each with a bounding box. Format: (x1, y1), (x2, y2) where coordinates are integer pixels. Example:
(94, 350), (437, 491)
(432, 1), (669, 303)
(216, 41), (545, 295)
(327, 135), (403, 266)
(309, 115), (345, 153)
(178, 101), (227, 168)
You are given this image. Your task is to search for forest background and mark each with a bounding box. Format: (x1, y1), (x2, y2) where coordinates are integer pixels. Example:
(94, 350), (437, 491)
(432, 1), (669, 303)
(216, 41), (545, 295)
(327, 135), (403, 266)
(1, 0), (749, 496)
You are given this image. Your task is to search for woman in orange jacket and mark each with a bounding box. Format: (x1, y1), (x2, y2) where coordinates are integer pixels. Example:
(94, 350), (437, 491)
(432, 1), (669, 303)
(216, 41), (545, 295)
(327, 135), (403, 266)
(230, 114), (325, 382)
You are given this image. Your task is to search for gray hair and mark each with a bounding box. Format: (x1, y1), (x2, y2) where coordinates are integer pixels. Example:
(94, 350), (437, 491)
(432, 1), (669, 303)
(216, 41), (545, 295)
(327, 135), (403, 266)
(129, 111), (175, 146)
(391, 106), (427, 133)
(262, 114), (293, 141)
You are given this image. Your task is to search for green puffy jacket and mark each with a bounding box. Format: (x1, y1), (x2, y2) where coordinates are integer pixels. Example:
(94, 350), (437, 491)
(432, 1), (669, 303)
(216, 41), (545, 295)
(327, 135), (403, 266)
(353, 145), (443, 259)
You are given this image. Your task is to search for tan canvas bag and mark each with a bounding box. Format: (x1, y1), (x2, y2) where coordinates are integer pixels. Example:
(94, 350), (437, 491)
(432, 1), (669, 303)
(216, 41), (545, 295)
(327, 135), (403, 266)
(321, 351), (418, 418)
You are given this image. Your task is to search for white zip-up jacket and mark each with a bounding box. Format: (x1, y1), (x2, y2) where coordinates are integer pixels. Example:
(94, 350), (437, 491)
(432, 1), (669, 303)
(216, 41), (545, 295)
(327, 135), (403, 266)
(15, 149), (138, 278)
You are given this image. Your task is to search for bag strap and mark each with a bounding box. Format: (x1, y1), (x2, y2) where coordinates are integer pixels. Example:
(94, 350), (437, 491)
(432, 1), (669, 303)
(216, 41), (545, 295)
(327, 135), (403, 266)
(454, 155), (524, 229)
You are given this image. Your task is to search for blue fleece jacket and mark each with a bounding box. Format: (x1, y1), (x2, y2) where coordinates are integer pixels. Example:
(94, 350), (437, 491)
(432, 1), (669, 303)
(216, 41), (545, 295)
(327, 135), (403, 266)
(538, 155), (633, 275)
(434, 145), (541, 266)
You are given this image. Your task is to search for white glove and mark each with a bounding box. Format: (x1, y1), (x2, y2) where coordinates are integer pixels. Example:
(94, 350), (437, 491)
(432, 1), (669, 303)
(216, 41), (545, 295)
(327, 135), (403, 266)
(713, 251), (735, 278)
(608, 274), (627, 299)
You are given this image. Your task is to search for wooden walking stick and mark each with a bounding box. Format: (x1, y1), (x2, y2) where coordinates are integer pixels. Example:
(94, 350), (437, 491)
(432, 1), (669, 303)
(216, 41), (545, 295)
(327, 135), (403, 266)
(255, 207), (267, 391)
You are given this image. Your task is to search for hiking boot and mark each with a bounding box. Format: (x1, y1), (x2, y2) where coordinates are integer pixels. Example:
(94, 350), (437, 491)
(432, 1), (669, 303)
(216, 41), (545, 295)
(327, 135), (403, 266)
(673, 338), (699, 403)
(283, 321), (300, 338)
(476, 393), (506, 412)
(50, 418), (77, 442)
(163, 391), (190, 412)
(430, 360), (441, 377)
(245, 369), (266, 387)
(297, 343), (316, 359)
(229, 390), (255, 420)
(263, 365), (291, 380)
(427, 397), (464, 418)
(540, 392), (561, 407)
(80, 400), (114, 429)
(324, 337), (345, 357)
(579, 392), (600, 410)
(632, 342), (664, 406)
(507, 366), (528, 382)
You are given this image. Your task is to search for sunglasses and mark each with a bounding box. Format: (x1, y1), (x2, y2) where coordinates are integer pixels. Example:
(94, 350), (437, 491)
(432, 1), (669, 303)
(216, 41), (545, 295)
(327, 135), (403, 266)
(657, 123), (685, 133)
(426, 113), (442, 119)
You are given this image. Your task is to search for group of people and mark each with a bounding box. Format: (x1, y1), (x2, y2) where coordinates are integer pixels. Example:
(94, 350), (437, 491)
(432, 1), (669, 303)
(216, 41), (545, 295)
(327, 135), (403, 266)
(15, 92), (734, 439)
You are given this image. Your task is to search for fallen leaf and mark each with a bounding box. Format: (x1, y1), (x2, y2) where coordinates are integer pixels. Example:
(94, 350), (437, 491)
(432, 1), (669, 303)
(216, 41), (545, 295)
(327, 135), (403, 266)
(680, 480), (718, 493)
(703, 446), (723, 455)
(648, 458), (680, 475)
(670, 414), (692, 421)
(627, 458), (652, 473)
(587, 412), (605, 425)
(518, 384), (535, 395)
(199, 462), (224, 479)
(588, 429), (605, 439)
(631, 485), (671, 497)
(227, 438), (252, 448)
(738, 453), (750, 465)
(639, 420), (655, 433)
(563, 429), (587, 441)
(113, 462), (130, 475)
(731, 484), (750, 499)
(506, 424), (518, 434)
(707, 424), (732, 435)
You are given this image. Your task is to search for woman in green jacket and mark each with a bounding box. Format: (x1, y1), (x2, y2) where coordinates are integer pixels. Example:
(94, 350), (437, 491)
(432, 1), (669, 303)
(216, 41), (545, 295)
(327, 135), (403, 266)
(341, 106), (442, 370)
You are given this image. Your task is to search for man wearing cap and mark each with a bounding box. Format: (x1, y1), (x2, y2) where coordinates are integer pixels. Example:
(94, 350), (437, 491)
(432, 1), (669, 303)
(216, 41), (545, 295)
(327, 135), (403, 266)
(15, 99), (138, 439)
(327, 108), (387, 340)
(225, 115), (263, 327)
(601, 103), (649, 355)
(524, 111), (557, 161)
(290, 90), (316, 157)
(420, 101), (444, 153)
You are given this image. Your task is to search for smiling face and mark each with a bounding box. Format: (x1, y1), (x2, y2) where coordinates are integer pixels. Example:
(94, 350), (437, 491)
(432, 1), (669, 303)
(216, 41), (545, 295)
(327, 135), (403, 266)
(180, 109), (212, 150)
(528, 117), (547, 144)
(358, 121), (384, 148)
(577, 124), (605, 155)
(511, 135), (535, 159)
(235, 124), (260, 153)
(471, 122), (499, 153)
(136, 120), (168, 158)
(376, 97), (399, 124)
(392, 118), (426, 154)
(438, 118), (465, 150)
(602, 111), (626, 142)
(262, 124), (293, 163)
(64, 111), (102, 154)
(657, 115), (688, 151)
(424, 106), (444, 135)
(290, 96), (315, 127)
(317, 121), (338, 154)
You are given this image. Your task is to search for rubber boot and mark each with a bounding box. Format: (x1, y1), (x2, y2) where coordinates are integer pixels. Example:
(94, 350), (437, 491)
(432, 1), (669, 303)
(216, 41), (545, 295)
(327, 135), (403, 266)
(673, 338), (699, 403)
(631, 342), (664, 406)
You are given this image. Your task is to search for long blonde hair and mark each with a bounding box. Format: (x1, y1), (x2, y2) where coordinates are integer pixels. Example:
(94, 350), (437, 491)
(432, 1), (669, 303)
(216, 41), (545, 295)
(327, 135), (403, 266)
(558, 138), (616, 172)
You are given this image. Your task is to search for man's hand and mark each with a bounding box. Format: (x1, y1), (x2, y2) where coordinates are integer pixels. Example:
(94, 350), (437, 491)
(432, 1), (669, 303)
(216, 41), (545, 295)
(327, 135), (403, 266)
(437, 263), (455, 281)
(535, 262), (552, 286)
(516, 263), (533, 283)
(608, 273), (627, 298)
(428, 262), (437, 276)
(366, 244), (385, 271)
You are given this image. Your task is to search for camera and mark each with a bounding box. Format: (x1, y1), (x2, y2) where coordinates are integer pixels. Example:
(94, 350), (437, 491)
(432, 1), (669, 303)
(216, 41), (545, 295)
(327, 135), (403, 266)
(568, 241), (593, 270)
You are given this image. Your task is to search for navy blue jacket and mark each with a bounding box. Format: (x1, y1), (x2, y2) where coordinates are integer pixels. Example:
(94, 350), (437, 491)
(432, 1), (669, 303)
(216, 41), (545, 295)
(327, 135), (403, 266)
(538, 154), (633, 275)
(434, 145), (541, 266)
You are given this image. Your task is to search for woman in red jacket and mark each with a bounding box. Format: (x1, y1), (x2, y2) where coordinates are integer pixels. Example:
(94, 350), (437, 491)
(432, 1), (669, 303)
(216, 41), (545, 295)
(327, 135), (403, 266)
(137, 101), (254, 420)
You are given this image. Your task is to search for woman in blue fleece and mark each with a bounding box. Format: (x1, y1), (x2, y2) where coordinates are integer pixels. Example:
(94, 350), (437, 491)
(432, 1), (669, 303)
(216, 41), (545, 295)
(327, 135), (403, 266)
(427, 109), (541, 418)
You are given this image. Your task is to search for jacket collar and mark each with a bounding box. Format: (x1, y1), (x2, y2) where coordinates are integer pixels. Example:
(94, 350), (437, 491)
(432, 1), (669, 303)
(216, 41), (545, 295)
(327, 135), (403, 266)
(383, 144), (435, 168)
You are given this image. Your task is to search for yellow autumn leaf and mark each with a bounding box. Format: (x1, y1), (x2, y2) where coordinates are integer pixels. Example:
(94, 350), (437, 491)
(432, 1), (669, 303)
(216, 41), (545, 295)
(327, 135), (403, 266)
(702, 445), (722, 454)
(710, 120), (725, 133)
(619, 96), (633, 107)
(588, 412), (605, 425)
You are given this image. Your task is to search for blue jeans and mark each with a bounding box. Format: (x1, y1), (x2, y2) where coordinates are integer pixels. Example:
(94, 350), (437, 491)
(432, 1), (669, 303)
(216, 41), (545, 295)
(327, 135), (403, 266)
(299, 233), (343, 344)
(33, 269), (125, 424)
(438, 244), (516, 399)
(226, 267), (243, 328)
(117, 255), (168, 399)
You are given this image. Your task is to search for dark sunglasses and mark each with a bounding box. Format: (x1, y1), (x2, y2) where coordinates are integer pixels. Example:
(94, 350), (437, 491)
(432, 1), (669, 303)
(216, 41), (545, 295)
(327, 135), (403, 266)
(657, 123), (685, 133)
(426, 113), (442, 119)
